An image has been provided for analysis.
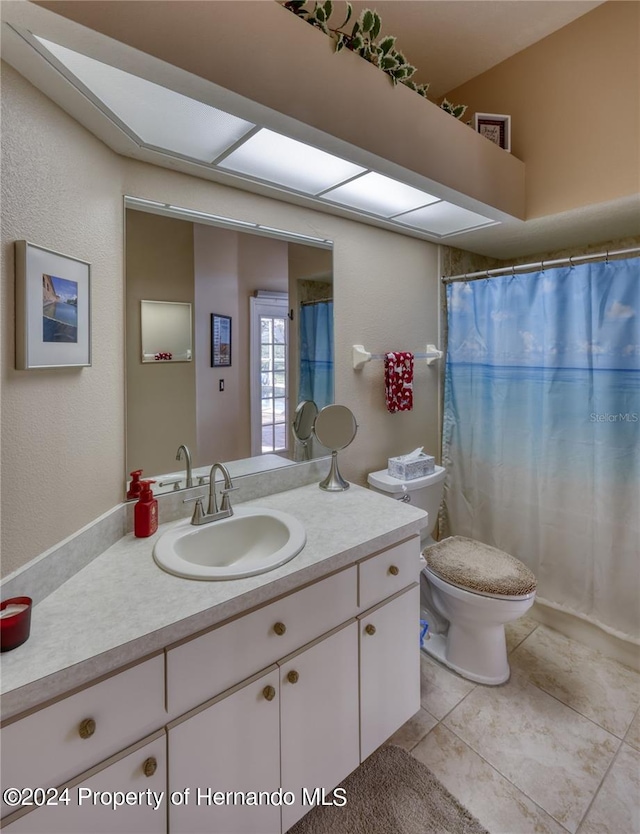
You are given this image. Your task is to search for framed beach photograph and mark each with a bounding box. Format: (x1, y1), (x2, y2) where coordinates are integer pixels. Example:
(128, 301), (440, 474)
(211, 313), (232, 367)
(15, 240), (91, 370)
(474, 113), (511, 152)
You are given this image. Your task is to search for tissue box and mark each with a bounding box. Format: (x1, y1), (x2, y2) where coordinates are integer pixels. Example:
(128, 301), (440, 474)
(388, 453), (435, 481)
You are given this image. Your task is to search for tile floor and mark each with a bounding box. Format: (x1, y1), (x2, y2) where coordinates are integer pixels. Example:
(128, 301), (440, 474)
(388, 617), (640, 834)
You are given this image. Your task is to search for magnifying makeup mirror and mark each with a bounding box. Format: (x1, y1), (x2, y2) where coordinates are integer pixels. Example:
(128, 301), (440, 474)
(292, 400), (318, 461)
(314, 404), (357, 491)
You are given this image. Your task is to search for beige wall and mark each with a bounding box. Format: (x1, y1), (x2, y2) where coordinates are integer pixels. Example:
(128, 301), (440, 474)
(444, 1), (640, 219)
(1, 64), (124, 576)
(193, 228), (288, 465)
(1, 61), (442, 575)
(194, 226), (242, 467)
(125, 210), (196, 477)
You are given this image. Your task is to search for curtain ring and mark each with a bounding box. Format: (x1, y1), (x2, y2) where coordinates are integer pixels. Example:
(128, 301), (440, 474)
(605, 250), (610, 264)
(569, 256), (574, 269)
(541, 260), (545, 272)
(512, 265), (516, 276)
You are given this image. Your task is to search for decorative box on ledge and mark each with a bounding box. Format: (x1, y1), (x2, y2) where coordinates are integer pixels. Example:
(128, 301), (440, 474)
(388, 452), (435, 481)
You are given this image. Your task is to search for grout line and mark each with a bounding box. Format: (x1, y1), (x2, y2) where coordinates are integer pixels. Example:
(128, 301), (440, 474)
(506, 622), (539, 655)
(511, 666), (632, 741)
(574, 738), (626, 833)
(623, 703), (640, 752)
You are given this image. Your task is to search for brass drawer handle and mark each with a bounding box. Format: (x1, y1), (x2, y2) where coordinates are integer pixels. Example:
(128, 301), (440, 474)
(273, 622), (287, 636)
(263, 685), (276, 701)
(287, 670), (299, 684)
(143, 757), (157, 778)
(388, 565), (399, 576)
(78, 718), (96, 739)
(365, 624), (376, 636)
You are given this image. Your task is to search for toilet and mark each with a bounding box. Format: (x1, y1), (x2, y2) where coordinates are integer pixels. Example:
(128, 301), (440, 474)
(367, 466), (537, 685)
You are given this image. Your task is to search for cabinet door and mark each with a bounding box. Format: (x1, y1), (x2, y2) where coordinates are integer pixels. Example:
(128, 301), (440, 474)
(2, 733), (166, 834)
(280, 622), (359, 832)
(168, 667), (280, 834)
(360, 585), (420, 761)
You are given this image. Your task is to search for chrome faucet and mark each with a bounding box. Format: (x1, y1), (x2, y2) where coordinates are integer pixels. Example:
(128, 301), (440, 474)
(176, 444), (193, 489)
(184, 462), (238, 526)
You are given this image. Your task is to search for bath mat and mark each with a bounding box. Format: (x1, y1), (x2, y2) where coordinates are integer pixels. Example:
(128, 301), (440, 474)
(289, 744), (489, 834)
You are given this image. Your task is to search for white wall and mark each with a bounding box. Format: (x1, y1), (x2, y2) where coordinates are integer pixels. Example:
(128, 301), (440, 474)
(1, 61), (441, 576)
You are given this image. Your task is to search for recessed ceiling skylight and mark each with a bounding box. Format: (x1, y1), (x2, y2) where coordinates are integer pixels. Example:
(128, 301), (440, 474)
(35, 36), (255, 163)
(321, 172), (439, 217)
(394, 201), (497, 236)
(217, 129), (366, 195)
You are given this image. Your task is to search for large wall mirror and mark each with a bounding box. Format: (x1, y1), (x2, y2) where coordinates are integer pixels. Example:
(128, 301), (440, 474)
(125, 204), (334, 496)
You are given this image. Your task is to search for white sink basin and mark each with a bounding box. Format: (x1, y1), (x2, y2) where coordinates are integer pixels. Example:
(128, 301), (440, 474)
(153, 506), (306, 580)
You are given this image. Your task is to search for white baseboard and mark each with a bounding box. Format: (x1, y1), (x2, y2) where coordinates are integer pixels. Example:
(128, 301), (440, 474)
(531, 599), (640, 673)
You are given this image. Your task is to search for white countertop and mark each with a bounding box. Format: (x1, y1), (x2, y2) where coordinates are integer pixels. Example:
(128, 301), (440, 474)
(1, 484), (427, 720)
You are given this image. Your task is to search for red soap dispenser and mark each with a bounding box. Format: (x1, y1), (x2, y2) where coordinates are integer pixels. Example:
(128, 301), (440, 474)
(127, 469), (144, 500)
(134, 480), (158, 537)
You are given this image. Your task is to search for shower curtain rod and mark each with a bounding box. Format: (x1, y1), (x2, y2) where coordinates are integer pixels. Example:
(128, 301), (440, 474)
(441, 246), (640, 284)
(300, 297), (333, 306)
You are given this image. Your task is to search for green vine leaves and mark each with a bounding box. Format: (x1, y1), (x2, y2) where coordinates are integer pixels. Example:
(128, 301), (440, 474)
(281, 1), (467, 119)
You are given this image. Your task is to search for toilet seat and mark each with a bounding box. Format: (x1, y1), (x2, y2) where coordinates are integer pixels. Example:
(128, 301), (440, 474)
(423, 536), (537, 599)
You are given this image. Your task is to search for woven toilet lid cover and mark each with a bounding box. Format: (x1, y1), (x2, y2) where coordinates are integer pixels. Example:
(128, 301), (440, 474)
(424, 536), (537, 596)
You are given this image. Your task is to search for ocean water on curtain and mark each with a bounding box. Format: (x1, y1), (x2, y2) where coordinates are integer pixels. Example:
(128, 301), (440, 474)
(443, 259), (640, 639)
(446, 364), (639, 482)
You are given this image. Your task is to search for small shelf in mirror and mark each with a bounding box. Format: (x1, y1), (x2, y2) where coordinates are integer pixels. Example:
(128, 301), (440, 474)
(141, 300), (193, 362)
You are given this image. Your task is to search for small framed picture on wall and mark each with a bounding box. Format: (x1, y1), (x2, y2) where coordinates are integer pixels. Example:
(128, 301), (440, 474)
(211, 313), (232, 367)
(474, 113), (511, 152)
(15, 240), (91, 370)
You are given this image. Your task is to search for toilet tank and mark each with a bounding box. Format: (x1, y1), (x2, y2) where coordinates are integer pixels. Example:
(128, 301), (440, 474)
(367, 466), (446, 541)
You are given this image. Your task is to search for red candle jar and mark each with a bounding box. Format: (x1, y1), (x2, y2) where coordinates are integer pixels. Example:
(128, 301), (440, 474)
(0, 596), (32, 652)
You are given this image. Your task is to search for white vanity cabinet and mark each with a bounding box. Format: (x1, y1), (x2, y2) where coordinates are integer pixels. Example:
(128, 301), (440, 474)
(2, 731), (167, 834)
(1, 528), (423, 834)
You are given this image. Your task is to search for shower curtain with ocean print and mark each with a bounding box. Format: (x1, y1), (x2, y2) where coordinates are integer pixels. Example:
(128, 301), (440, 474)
(299, 300), (334, 411)
(443, 259), (640, 641)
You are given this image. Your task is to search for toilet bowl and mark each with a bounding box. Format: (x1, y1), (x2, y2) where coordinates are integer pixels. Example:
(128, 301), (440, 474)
(421, 536), (536, 684)
(367, 466), (537, 685)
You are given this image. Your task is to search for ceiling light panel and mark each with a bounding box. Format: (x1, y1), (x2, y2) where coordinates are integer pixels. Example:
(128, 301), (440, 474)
(218, 129), (366, 194)
(35, 37), (255, 162)
(394, 201), (496, 235)
(322, 172), (439, 217)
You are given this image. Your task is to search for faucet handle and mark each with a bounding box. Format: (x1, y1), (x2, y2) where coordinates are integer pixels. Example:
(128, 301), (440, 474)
(183, 494), (206, 525)
(219, 485), (239, 513)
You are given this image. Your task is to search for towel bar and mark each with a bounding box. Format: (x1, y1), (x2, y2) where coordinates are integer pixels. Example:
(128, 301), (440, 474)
(352, 344), (443, 370)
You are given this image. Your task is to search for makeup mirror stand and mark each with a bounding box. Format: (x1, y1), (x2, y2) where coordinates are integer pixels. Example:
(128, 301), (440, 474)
(319, 450), (350, 492)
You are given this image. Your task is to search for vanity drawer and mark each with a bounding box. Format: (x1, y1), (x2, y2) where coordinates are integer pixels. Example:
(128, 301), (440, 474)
(166, 566), (358, 717)
(0, 654), (165, 816)
(358, 537), (421, 610)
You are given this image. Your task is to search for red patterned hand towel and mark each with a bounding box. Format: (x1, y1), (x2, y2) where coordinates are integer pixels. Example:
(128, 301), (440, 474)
(384, 352), (414, 413)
